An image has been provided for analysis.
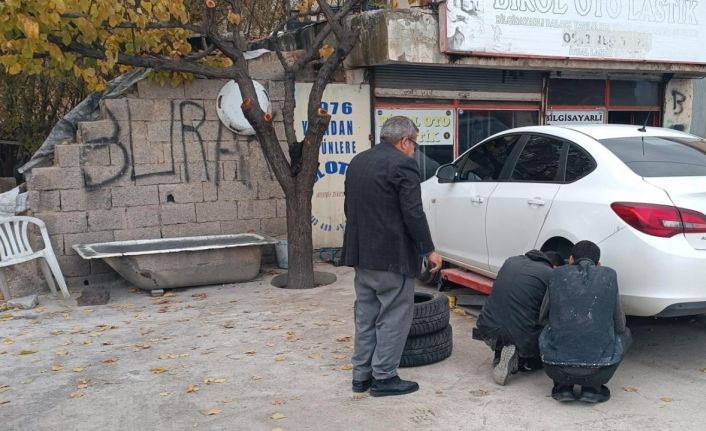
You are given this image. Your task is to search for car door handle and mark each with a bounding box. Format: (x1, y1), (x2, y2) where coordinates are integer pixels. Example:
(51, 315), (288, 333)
(527, 198), (546, 206)
(471, 196), (484, 204)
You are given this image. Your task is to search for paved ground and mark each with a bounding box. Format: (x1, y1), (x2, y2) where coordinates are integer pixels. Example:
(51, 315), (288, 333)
(2, 263), (706, 430)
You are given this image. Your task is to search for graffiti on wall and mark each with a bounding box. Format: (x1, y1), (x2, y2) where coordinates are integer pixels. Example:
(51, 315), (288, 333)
(81, 99), (268, 189)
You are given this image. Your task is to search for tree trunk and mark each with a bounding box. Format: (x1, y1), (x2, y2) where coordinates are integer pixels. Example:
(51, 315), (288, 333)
(284, 180), (315, 289)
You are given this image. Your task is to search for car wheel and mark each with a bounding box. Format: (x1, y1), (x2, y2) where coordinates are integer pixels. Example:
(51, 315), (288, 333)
(409, 292), (450, 337)
(400, 325), (453, 368)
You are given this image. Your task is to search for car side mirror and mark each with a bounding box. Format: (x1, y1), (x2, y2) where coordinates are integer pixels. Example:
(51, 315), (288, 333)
(436, 164), (458, 183)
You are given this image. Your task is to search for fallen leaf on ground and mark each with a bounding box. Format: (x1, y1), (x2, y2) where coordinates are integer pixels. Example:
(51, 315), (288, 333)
(160, 391), (170, 397)
(192, 293), (208, 300)
(102, 341), (113, 346)
(307, 353), (322, 360)
(50, 330), (64, 336)
(252, 375), (263, 380)
(223, 321), (235, 329)
(51, 364), (63, 372)
(334, 354), (346, 360)
(336, 336), (351, 342)
(18, 350), (37, 355)
(163, 292), (175, 297)
(0, 385), (9, 393)
(186, 384), (199, 393)
(73, 367), (86, 373)
(132, 344), (151, 351)
(150, 368), (168, 374)
(102, 358), (117, 364)
(55, 351), (68, 356)
(204, 377), (226, 384)
(623, 386), (639, 392)
(285, 331), (300, 342)
(1, 312), (13, 320)
(153, 298), (171, 305)
(82, 340), (93, 345)
(245, 350), (257, 356)
(274, 355), (287, 362)
(271, 412), (286, 420)
(222, 399), (232, 404)
(340, 364), (353, 371)
(660, 397), (673, 402)
(266, 343), (275, 348)
(2, 338), (13, 345)
(69, 391), (84, 398)
(271, 399), (285, 405)
(77, 379), (90, 389)
(202, 408), (221, 416)
(451, 308), (466, 316)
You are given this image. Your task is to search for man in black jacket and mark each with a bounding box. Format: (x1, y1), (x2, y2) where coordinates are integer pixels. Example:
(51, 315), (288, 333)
(539, 241), (631, 403)
(473, 250), (563, 386)
(342, 116), (442, 397)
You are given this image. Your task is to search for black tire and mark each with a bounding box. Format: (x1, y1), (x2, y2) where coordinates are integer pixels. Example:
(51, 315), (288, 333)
(400, 324), (453, 368)
(417, 256), (441, 286)
(409, 292), (450, 337)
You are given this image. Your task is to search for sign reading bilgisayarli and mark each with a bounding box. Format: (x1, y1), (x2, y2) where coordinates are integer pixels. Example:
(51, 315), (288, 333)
(545, 109), (606, 125)
(442, 0), (706, 63)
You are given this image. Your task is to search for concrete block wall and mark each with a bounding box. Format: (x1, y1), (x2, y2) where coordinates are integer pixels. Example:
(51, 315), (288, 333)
(27, 72), (288, 288)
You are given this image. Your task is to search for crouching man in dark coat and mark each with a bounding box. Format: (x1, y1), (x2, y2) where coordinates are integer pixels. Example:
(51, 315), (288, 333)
(539, 240), (632, 403)
(473, 250), (564, 385)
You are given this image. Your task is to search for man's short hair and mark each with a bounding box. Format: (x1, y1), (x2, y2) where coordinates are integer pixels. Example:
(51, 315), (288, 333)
(544, 251), (565, 267)
(570, 240), (601, 265)
(380, 116), (418, 146)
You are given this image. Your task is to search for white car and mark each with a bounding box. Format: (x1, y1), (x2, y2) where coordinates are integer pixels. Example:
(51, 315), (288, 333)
(421, 124), (706, 317)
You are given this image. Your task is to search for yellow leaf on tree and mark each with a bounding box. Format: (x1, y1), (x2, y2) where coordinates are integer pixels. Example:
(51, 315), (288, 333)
(22, 18), (39, 39)
(319, 44), (335, 59)
(227, 12), (241, 26)
(7, 63), (22, 75)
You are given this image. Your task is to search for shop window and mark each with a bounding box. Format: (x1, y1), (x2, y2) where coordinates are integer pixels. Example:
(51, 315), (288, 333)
(610, 80), (659, 106)
(416, 145), (454, 182)
(458, 110), (539, 154)
(548, 79), (605, 106)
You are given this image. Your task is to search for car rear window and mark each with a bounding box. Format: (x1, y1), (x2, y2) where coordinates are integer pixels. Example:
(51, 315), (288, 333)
(599, 136), (706, 177)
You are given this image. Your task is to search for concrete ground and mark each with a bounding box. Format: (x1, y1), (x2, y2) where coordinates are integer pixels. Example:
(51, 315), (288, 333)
(2, 263), (706, 431)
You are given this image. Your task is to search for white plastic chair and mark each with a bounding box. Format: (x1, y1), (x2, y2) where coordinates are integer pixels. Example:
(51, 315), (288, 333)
(0, 216), (69, 300)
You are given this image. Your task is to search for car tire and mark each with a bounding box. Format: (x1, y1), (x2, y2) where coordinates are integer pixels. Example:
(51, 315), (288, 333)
(409, 292), (450, 337)
(400, 324), (453, 368)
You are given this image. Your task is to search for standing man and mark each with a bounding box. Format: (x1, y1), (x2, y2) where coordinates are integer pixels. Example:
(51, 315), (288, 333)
(473, 250), (564, 386)
(342, 116), (442, 397)
(539, 241), (631, 403)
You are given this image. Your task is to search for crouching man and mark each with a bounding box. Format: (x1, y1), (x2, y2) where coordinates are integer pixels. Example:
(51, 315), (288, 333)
(472, 250), (564, 385)
(539, 241), (632, 403)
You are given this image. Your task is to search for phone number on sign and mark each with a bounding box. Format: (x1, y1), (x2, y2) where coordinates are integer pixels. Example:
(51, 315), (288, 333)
(562, 30), (651, 52)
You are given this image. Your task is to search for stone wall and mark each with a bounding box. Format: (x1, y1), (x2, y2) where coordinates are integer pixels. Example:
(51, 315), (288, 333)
(25, 74), (288, 288)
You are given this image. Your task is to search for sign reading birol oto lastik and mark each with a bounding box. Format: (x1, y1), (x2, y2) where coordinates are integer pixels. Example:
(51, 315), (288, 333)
(443, 0), (706, 63)
(295, 83), (371, 249)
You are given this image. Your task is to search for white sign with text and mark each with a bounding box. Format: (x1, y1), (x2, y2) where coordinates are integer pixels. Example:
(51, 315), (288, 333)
(444, 0), (706, 63)
(545, 109), (606, 125)
(375, 109), (455, 146)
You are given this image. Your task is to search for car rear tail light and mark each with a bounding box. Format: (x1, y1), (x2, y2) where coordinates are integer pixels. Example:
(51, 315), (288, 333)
(611, 202), (706, 238)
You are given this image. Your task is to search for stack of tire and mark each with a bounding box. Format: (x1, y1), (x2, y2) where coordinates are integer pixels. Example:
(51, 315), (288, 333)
(400, 292), (453, 368)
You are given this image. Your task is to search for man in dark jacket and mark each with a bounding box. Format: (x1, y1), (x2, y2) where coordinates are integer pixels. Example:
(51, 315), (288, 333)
(539, 240), (631, 403)
(342, 116), (442, 397)
(473, 250), (563, 385)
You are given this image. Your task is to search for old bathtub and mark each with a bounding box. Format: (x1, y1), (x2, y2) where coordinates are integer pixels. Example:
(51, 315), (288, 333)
(73, 234), (277, 294)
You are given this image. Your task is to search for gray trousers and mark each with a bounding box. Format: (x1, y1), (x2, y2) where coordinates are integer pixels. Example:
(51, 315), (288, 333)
(351, 267), (415, 381)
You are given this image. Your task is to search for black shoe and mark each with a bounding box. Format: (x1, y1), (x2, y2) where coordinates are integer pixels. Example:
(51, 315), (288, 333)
(551, 384), (576, 402)
(579, 385), (611, 403)
(492, 345), (518, 385)
(352, 379), (372, 393)
(369, 376), (419, 397)
(518, 357), (544, 372)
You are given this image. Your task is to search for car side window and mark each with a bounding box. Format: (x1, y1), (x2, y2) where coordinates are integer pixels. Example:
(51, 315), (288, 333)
(457, 135), (520, 181)
(565, 144), (596, 182)
(511, 135), (565, 182)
